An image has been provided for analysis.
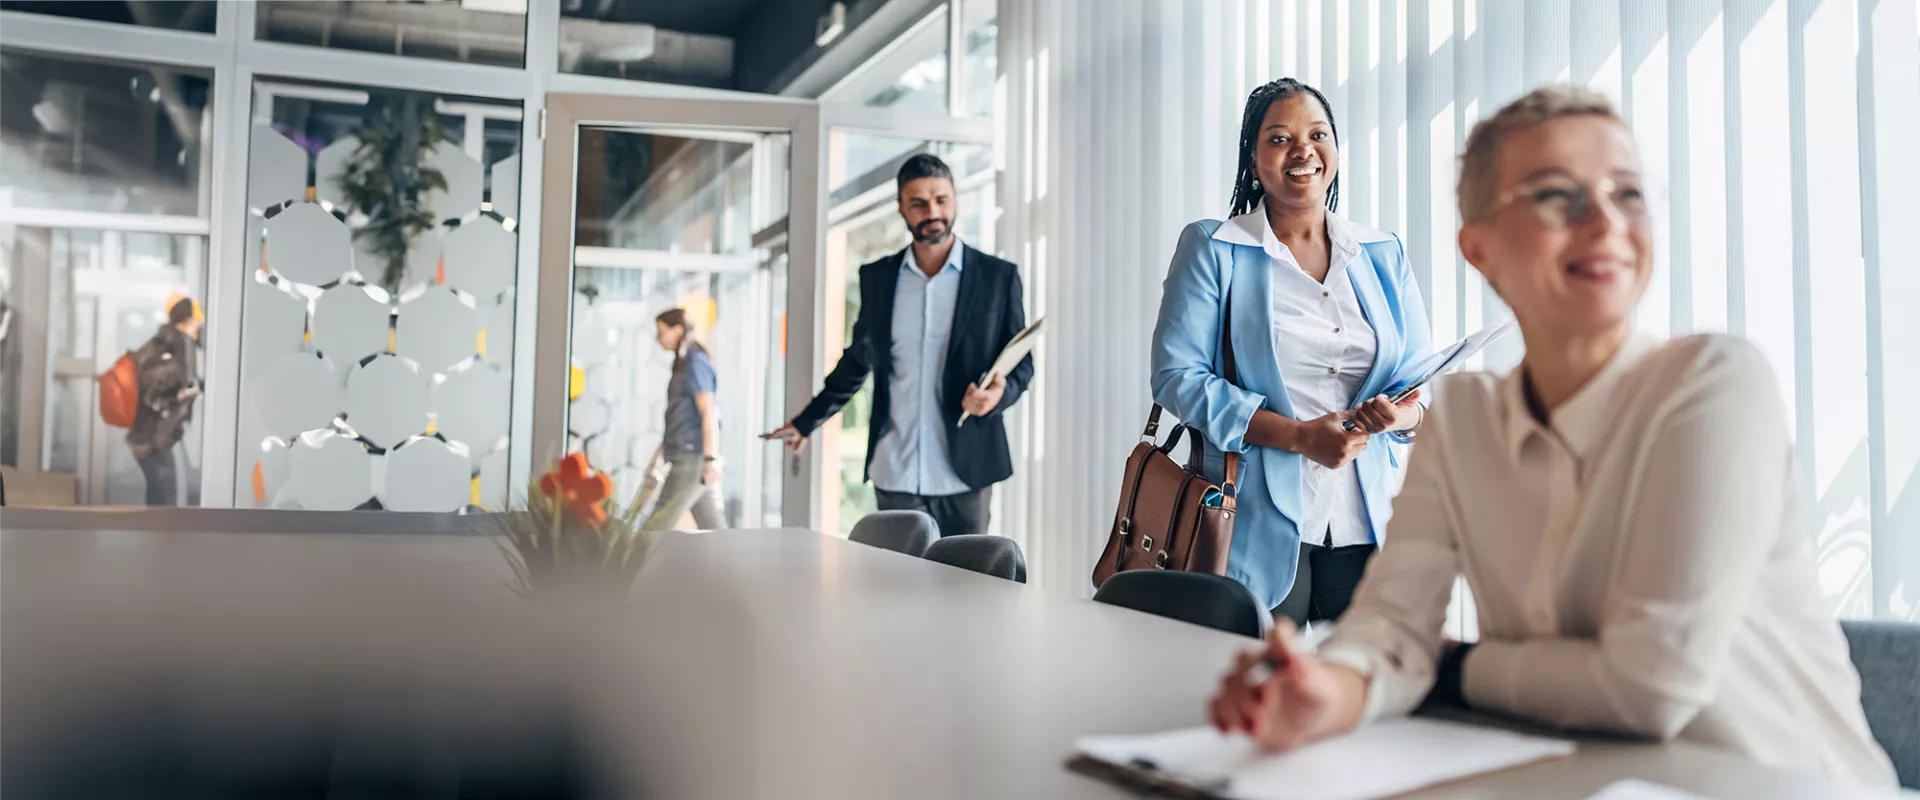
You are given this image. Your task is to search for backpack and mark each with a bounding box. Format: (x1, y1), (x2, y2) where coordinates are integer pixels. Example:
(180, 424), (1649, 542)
(99, 351), (139, 428)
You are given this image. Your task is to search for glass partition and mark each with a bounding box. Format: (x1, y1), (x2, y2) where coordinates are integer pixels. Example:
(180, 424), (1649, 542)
(566, 126), (790, 530)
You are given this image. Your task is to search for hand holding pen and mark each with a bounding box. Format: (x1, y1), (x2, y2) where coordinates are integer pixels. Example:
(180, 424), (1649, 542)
(1206, 619), (1368, 753)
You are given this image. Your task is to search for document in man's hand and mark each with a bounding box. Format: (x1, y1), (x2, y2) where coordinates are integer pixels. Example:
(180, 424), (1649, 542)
(956, 315), (1046, 426)
(1342, 316), (1519, 432)
(1067, 717), (1574, 800)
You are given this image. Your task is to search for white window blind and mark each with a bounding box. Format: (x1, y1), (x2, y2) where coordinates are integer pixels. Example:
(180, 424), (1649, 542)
(999, 0), (1920, 621)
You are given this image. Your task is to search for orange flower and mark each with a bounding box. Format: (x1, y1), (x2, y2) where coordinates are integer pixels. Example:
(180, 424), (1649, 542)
(539, 452), (614, 529)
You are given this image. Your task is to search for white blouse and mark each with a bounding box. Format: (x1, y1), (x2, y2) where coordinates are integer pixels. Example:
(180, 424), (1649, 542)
(1220, 201), (1379, 548)
(1315, 333), (1897, 787)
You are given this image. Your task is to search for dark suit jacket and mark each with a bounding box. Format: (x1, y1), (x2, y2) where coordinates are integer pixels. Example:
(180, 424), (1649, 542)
(792, 244), (1033, 490)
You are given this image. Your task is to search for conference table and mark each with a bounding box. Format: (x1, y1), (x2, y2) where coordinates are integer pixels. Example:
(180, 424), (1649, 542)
(2, 512), (1909, 799)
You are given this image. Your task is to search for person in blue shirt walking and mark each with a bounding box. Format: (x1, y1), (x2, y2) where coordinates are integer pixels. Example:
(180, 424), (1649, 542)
(642, 307), (726, 531)
(763, 154), (1033, 538)
(1150, 78), (1435, 621)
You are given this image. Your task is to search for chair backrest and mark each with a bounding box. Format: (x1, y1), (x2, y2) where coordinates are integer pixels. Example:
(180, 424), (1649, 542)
(1841, 619), (1920, 789)
(848, 510), (940, 557)
(1093, 570), (1269, 638)
(923, 534), (1026, 583)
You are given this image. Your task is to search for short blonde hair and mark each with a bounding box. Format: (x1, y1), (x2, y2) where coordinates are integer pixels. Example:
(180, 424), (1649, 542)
(1457, 85), (1625, 221)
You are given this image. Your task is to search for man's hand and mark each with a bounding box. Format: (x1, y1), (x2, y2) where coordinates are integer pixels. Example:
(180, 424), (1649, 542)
(761, 422), (808, 454)
(701, 458), (722, 487)
(961, 374), (1006, 418)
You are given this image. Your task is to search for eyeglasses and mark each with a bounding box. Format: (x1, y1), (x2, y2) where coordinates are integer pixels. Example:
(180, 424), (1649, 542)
(1485, 175), (1653, 230)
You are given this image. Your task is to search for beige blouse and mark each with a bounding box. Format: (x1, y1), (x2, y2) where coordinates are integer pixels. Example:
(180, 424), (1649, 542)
(1316, 332), (1897, 787)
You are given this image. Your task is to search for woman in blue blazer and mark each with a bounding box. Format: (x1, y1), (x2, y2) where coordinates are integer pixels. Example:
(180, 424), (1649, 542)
(1150, 78), (1434, 621)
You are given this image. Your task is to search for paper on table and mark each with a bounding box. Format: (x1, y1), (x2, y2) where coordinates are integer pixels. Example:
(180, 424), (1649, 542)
(1343, 316), (1518, 432)
(1072, 717), (1574, 800)
(956, 315), (1046, 426)
(1583, 780), (1710, 800)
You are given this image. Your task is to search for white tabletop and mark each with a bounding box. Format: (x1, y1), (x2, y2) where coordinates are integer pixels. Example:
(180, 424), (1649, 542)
(1, 522), (1906, 799)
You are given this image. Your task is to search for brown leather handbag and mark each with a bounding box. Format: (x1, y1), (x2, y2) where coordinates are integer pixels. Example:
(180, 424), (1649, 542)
(1091, 300), (1241, 588)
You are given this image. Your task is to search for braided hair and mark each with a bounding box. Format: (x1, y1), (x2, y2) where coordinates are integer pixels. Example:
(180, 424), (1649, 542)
(1229, 78), (1341, 217)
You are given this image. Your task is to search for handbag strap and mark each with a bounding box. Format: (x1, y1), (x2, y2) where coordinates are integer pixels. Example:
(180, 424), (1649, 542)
(1140, 274), (1242, 497)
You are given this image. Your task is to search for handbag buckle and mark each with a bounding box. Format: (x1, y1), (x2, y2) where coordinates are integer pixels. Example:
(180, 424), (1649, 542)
(1155, 551), (1169, 569)
(1140, 536), (1153, 552)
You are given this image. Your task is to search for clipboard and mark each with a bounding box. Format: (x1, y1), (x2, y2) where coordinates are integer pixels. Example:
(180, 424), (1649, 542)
(1066, 718), (1575, 800)
(956, 315), (1046, 426)
(1342, 317), (1517, 432)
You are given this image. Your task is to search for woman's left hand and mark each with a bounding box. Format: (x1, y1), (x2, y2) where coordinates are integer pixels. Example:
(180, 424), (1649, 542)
(1348, 389), (1421, 435)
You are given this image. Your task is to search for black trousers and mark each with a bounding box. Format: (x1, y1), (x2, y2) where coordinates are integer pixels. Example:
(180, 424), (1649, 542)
(1273, 537), (1377, 626)
(873, 485), (992, 538)
(136, 447), (179, 507)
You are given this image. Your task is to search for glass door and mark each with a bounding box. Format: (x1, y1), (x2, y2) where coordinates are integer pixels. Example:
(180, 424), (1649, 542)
(533, 94), (823, 530)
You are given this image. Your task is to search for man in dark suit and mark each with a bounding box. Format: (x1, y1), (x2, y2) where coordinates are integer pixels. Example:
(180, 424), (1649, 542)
(763, 154), (1033, 538)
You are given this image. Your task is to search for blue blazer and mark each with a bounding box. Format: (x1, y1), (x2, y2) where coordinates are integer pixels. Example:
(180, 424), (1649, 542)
(1149, 216), (1433, 609)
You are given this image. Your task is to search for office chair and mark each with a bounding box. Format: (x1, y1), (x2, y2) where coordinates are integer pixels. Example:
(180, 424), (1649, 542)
(1093, 570), (1270, 639)
(848, 510), (940, 557)
(1841, 619), (1920, 788)
(923, 534), (1027, 583)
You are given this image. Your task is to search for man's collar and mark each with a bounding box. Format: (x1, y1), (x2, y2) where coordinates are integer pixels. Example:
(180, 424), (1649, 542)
(900, 237), (965, 274)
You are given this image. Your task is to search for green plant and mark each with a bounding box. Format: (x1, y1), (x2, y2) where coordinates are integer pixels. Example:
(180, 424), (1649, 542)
(336, 94), (448, 293)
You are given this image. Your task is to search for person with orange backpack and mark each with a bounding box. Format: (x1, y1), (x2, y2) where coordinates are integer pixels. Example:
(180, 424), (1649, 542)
(120, 297), (203, 506)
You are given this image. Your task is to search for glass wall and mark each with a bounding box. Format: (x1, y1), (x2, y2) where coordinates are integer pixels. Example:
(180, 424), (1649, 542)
(0, 0), (217, 34)
(235, 81), (521, 511)
(1, 0), (997, 520)
(0, 48), (213, 506)
(255, 1), (527, 69)
(0, 50), (211, 216)
(822, 8), (949, 113)
(566, 127), (789, 530)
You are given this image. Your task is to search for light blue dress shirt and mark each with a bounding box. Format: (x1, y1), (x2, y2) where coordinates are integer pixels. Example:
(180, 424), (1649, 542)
(869, 241), (972, 497)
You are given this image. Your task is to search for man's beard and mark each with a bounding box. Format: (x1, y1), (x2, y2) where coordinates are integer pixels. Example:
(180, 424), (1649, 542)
(912, 218), (953, 245)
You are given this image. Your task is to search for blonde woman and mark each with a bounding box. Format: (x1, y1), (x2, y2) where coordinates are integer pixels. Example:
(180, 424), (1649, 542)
(1205, 86), (1895, 787)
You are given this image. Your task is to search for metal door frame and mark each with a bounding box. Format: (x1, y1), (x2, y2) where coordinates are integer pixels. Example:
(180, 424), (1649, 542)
(534, 92), (825, 529)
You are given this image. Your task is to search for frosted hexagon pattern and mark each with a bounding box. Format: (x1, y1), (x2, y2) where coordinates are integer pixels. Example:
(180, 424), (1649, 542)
(243, 283), (308, 379)
(489, 154), (520, 219)
(352, 227), (442, 291)
(267, 203), (353, 286)
(570, 397), (611, 438)
(313, 135), (359, 210)
(311, 284), (390, 363)
(346, 355), (431, 448)
(434, 364), (509, 449)
(380, 438), (471, 512)
(253, 353), (341, 437)
(257, 437), (293, 507)
(426, 141), (482, 222)
(571, 307), (610, 365)
(247, 124), (306, 211)
(585, 432), (628, 471)
(287, 433), (374, 511)
(441, 217), (516, 298)
(396, 288), (478, 373)
(478, 450), (508, 510)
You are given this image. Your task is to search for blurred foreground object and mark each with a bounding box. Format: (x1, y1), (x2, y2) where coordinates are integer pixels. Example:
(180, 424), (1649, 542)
(498, 453), (657, 598)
